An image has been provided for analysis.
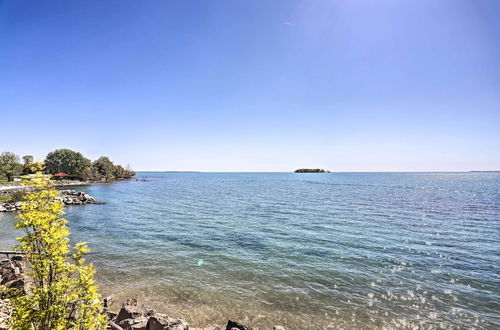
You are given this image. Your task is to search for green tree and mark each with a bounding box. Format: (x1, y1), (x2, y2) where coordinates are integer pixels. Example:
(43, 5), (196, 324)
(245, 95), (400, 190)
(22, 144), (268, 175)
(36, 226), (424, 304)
(23, 162), (45, 175)
(0, 152), (23, 181)
(78, 166), (95, 181)
(10, 174), (107, 330)
(92, 157), (115, 181)
(44, 149), (91, 177)
(22, 155), (34, 165)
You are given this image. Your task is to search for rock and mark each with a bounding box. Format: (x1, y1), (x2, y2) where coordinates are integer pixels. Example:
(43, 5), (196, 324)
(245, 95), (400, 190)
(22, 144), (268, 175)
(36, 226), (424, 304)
(3, 277), (25, 291)
(115, 299), (144, 323)
(118, 316), (149, 330)
(146, 314), (169, 330)
(272, 327), (285, 330)
(225, 320), (249, 330)
(56, 189), (100, 207)
(0, 257), (26, 328)
(0, 258), (25, 294)
(103, 296), (112, 309)
(0, 300), (11, 330)
(147, 313), (189, 330)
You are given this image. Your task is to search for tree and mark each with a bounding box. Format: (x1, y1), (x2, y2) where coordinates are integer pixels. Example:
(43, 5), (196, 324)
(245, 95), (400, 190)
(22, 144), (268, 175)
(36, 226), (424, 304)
(92, 157), (115, 181)
(0, 152), (23, 181)
(22, 155), (34, 165)
(23, 162), (45, 175)
(10, 174), (107, 330)
(44, 149), (91, 177)
(113, 164), (135, 179)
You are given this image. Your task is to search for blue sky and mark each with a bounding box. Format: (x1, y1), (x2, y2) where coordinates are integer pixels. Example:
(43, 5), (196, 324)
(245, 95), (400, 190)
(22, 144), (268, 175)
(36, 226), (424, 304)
(0, 0), (499, 171)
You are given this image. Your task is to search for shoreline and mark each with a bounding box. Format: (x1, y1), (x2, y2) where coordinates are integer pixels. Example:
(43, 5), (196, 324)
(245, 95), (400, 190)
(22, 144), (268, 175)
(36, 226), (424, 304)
(0, 255), (284, 330)
(0, 189), (102, 212)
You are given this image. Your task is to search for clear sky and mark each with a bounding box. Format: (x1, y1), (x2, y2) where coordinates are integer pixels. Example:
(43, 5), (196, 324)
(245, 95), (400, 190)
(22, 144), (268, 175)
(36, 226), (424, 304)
(0, 0), (499, 172)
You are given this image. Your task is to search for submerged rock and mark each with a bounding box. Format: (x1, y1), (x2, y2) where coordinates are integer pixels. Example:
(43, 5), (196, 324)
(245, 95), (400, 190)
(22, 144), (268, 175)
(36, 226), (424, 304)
(191, 326), (221, 330)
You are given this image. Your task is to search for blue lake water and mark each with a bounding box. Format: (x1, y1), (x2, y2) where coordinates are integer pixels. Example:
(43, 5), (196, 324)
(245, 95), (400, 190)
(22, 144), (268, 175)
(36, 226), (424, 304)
(1, 172), (499, 329)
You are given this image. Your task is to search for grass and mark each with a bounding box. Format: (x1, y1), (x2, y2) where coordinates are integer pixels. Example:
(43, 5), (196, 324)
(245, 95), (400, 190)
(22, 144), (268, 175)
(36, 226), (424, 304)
(0, 195), (13, 202)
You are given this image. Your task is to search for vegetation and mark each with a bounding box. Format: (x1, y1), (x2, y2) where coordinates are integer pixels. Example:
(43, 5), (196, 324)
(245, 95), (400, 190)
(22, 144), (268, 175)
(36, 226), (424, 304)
(92, 156), (117, 181)
(44, 149), (92, 177)
(294, 168), (331, 173)
(0, 152), (23, 181)
(9, 174), (107, 330)
(22, 161), (45, 175)
(0, 149), (134, 182)
(22, 155), (33, 165)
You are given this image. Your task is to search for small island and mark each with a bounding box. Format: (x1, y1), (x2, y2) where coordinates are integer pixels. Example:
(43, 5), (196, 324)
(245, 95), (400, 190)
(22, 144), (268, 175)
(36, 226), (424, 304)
(294, 168), (331, 173)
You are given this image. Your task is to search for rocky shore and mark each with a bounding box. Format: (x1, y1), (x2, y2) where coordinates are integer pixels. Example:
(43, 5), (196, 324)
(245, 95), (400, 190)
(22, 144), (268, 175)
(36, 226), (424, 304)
(0, 256), (285, 330)
(107, 299), (285, 330)
(0, 256), (26, 330)
(0, 189), (101, 212)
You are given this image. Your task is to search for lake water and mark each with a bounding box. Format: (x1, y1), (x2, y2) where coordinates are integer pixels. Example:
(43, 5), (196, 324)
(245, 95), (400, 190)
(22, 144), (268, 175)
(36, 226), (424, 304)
(1, 172), (499, 329)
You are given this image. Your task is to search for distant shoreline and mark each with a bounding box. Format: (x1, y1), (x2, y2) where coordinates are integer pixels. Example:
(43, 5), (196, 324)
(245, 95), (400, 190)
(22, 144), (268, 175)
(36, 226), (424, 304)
(135, 170), (500, 173)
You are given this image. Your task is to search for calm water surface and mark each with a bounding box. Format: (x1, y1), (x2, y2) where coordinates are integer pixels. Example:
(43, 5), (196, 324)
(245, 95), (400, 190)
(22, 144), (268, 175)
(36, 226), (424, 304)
(1, 172), (499, 329)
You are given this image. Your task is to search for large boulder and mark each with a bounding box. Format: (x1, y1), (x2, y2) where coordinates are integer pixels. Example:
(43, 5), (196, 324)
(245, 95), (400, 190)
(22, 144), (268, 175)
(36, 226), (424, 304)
(115, 299), (144, 323)
(0, 258), (26, 295)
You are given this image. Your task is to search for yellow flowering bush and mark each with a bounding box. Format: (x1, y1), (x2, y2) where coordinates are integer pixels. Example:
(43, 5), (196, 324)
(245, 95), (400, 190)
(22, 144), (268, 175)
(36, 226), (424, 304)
(9, 173), (107, 330)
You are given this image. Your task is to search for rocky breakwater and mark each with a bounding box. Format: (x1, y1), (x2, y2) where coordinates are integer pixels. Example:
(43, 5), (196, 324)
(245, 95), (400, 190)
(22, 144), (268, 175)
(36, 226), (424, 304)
(108, 299), (285, 330)
(0, 256), (26, 330)
(0, 202), (22, 213)
(0, 190), (102, 212)
(58, 189), (102, 206)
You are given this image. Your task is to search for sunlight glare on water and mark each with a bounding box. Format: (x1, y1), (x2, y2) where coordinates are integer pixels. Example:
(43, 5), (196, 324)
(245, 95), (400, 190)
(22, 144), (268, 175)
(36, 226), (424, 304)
(0, 172), (499, 329)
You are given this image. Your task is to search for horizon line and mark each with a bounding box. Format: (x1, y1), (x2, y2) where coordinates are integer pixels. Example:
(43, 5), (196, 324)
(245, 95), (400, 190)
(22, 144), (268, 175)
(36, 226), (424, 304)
(134, 170), (500, 173)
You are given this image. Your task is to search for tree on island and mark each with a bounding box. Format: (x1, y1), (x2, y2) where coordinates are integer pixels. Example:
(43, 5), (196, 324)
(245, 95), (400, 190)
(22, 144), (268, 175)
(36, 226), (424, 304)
(0, 152), (23, 181)
(294, 168), (331, 173)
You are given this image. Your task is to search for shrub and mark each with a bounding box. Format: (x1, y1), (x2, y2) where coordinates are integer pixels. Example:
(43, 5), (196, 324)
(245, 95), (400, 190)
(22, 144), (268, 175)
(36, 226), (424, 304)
(10, 173), (108, 330)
